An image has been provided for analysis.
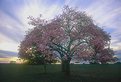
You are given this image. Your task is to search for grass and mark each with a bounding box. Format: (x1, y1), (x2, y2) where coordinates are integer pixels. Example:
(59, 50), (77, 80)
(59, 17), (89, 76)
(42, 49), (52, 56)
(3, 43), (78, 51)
(0, 64), (121, 82)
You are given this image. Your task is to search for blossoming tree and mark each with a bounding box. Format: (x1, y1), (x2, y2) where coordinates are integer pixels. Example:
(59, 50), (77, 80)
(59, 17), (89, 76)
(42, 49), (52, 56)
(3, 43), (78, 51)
(19, 6), (112, 75)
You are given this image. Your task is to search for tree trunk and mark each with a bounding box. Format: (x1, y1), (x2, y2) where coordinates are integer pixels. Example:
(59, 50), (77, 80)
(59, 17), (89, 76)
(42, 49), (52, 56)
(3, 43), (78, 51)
(61, 60), (70, 76)
(62, 60), (65, 72)
(101, 61), (107, 64)
(43, 64), (47, 73)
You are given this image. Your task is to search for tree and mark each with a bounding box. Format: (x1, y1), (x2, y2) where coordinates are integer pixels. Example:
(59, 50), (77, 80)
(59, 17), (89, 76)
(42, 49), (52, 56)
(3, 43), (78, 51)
(19, 6), (111, 75)
(19, 41), (56, 73)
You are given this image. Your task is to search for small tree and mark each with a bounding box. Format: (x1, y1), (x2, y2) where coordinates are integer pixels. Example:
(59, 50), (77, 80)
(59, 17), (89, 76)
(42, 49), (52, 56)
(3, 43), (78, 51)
(19, 6), (111, 75)
(89, 48), (115, 64)
(19, 42), (55, 73)
(99, 48), (115, 64)
(19, 41), (54, 64)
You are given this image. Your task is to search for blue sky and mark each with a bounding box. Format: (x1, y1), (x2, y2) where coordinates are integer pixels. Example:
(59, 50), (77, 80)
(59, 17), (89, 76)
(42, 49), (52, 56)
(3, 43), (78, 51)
(0, 0), (121, 63)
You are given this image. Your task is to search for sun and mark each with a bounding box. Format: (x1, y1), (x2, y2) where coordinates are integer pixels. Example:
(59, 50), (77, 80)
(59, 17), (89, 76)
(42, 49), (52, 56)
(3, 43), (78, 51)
(9, 57), (23, 64)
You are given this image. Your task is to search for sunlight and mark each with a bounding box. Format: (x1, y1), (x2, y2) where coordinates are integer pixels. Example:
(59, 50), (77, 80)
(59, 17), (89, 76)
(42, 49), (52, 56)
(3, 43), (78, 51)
(9, 57), (22, 63)
(0, 57), (23, 64)
(0, 58), (10, 63)
(18, 1), (61, 31)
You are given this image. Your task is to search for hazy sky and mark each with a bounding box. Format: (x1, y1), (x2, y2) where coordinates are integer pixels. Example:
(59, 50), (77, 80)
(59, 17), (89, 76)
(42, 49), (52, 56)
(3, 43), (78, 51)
(0, 0), (121, 63)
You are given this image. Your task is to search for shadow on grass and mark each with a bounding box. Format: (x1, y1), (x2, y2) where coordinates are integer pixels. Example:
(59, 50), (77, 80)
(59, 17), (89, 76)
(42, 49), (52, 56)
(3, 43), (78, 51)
(27, 72), (84, 82)
(0, 71), (120, 82)
(23, 72), (120, 82)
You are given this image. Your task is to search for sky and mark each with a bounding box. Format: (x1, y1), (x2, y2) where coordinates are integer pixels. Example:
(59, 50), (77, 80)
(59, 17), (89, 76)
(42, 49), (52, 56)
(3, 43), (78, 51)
(0, 0), (121, 63)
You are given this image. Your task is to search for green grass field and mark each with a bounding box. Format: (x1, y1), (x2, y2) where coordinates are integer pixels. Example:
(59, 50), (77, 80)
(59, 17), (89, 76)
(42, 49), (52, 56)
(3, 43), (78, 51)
(0, 64), (121, 82)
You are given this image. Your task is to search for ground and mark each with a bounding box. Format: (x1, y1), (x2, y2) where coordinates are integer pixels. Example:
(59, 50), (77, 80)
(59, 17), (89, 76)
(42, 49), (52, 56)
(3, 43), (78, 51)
(0, 64), (121, 82)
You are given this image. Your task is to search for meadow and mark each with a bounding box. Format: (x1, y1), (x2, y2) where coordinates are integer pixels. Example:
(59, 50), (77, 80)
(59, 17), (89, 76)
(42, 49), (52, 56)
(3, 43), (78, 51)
(0, 64), (121, 82)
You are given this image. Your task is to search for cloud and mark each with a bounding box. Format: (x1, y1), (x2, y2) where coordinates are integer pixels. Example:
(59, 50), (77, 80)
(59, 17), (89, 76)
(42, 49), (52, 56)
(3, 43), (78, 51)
(0, 10), (25, 42)
(0, 50), (17, 58)
(0, 32), (19, 52)
(0, 49), (18, 63)
(0, 10), (25, 52)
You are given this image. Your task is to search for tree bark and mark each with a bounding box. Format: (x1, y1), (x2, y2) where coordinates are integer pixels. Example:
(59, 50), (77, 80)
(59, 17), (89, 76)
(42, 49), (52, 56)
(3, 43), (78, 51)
(61, 60), (70, 76)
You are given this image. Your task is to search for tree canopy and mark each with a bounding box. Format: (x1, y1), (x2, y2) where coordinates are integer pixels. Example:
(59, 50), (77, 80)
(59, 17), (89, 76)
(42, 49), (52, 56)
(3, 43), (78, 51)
(19, 6), (114, 75)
